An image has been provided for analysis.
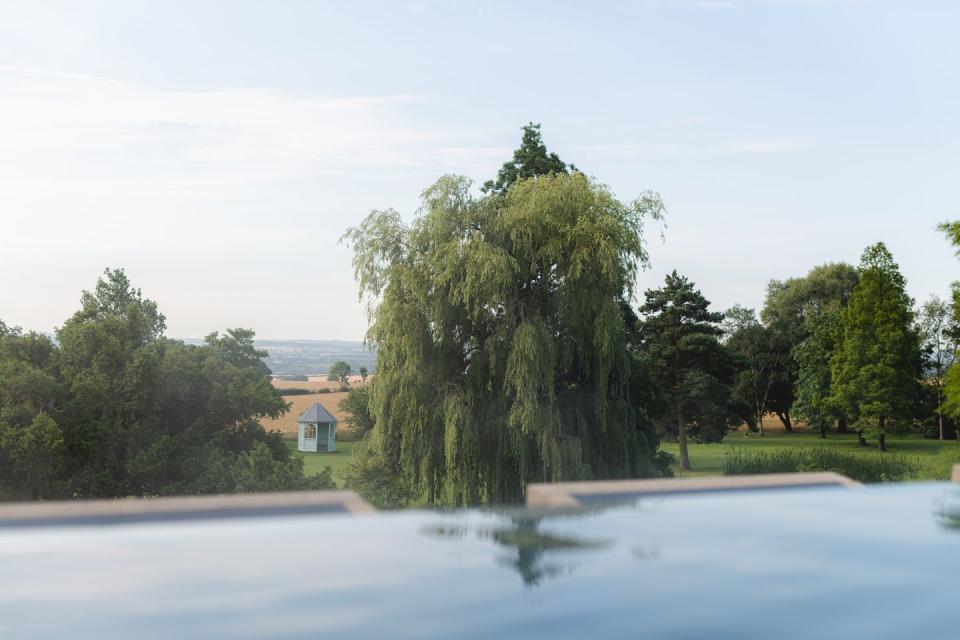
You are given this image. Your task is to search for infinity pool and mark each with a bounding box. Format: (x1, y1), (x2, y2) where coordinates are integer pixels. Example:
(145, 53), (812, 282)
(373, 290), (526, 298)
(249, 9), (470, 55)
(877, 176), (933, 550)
(2, 482), (959, 638)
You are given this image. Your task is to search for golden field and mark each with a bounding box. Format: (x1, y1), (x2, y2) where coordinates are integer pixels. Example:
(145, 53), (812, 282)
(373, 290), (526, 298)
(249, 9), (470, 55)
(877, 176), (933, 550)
(261, 380), (361, 437)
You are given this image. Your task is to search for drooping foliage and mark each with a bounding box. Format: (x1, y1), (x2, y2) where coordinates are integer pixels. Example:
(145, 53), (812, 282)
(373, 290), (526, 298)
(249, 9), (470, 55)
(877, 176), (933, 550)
(343, 171), (666, 505)
(339, 386), (374, 436)
(638, 272), (745, 470)
(0, 269), (332, 500)
(829, 244), (920, 449)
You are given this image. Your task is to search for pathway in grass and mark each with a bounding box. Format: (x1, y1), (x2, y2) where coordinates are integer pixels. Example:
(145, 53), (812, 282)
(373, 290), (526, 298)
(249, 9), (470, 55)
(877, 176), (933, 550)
(659, 431), (960, 480)
(285, 440), (357, 487)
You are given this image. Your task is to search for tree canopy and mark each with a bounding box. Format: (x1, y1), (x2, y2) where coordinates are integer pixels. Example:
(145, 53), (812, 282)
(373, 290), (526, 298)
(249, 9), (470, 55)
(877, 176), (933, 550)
(761, 262), (860, 431)
(343, 171), (666, 505)
(725, 307), (786, 436)
(0, 268), (332, 500)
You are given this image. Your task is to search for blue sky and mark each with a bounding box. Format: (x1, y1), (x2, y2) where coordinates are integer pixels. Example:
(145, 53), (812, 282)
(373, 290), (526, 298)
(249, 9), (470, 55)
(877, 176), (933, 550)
(1, 0), (958, 339)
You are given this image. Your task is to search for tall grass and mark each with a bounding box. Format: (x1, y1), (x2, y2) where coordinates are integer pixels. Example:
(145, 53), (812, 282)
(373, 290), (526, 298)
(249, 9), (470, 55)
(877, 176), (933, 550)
(723, 446), (919, 483)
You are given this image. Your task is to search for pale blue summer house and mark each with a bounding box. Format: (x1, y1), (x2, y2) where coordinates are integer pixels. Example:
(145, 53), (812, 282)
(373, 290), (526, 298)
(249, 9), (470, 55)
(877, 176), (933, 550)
(297, 402), (337, 452)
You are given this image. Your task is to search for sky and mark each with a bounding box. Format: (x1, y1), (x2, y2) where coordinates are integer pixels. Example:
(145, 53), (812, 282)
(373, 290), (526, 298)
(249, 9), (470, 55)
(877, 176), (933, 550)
(2, 0), (959, 340)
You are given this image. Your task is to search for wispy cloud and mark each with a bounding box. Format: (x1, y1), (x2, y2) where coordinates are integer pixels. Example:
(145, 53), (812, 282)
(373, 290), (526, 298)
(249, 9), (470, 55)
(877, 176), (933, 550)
(0, 66), (482, 190)
(574, 136), (816, 159)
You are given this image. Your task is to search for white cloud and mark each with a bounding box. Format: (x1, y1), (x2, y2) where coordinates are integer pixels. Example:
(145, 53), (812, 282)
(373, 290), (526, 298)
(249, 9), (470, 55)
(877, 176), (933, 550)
(574, 136), (816, 159)
(0, 65), (482, 188)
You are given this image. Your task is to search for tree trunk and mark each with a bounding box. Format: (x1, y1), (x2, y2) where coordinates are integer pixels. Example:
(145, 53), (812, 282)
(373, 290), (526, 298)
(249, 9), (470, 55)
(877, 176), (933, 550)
(878, 432), (887, 452)
(819, 423), (827, 439)
(758, 410), (764, 437)
(838, 417), (849, 434)
(938, 385), (945, 441)
(678, 405), (690, 472)
(777, 411), (794, 433)
(857, 430), (867, 446)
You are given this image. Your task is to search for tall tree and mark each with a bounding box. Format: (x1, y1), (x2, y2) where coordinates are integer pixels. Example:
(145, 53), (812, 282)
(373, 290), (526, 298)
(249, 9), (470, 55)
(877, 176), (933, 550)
(725, 307), (785, 437)
(343, 171), (666, 504)
(937, 222), (960, 431)
(639, 272), (742, 470)
(482, 123), (574, 194)
(792, 309), (845, 438)
(763, 262), (859, 433)
(917, 294), (958, 440)
(829, 244), (920, 451)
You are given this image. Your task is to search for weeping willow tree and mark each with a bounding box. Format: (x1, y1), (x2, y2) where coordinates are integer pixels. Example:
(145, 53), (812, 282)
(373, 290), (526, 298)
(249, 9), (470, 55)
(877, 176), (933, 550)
(342, 172), (666, 505)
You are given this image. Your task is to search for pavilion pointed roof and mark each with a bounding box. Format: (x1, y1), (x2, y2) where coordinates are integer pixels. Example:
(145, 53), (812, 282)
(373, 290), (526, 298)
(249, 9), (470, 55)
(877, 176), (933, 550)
(298, 402), (337, 424)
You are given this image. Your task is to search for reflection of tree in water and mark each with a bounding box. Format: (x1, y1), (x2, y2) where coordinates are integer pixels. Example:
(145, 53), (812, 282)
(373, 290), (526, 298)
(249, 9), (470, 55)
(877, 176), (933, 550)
(482, 516), (610, 587)
(420, 514), (613, 587)
(935, 498), (960, 531)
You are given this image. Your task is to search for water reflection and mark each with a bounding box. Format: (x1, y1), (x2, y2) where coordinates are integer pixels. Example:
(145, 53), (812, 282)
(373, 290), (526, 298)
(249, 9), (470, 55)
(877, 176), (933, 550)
(422, 515), (611, 587)
(484, 517), (611, 586)
(934, 490), (960, 532)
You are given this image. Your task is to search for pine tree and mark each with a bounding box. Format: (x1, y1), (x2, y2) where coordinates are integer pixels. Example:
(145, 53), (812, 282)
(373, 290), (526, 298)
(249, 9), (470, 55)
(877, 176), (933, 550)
(482, 123), (575, 194)
(829, 243), (920, 451)
(639, 272), (742, 470)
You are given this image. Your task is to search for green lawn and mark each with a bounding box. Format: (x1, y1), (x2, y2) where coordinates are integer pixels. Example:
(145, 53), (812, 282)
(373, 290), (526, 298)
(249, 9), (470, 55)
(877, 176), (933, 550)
(660, 431), (960, 480)
(285, 439), (358, 487)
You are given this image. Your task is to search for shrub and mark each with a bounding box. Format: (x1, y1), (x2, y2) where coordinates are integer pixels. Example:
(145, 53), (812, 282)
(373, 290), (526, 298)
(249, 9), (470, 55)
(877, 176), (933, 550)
(277, 388), (312, 396)
(723, 446), (919, 483)
(342, 441), (411, 509)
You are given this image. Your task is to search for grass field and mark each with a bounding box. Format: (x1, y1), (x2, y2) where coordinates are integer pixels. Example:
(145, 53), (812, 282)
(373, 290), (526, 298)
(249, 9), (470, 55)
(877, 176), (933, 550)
(661, 431), (960, 480)
(286, 439), (358, 487)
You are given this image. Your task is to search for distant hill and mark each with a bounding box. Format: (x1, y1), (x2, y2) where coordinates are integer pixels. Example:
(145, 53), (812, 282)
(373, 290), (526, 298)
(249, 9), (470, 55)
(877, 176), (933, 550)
(183, 338), (376, 376)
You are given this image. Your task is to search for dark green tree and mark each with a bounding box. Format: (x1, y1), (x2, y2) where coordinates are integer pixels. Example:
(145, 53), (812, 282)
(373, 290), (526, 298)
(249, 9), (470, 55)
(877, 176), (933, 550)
(792, 309), (845, 438)
(343, 170), (666, 505)
(482, 123), (575, 194)
(639, 272), (743, 470)
(0, 269), (332, 500)
(0, 326), (66, 499)
(725, 307), (786, 437)
(763, 262), (859, 433)
(829, 244), (920, 451)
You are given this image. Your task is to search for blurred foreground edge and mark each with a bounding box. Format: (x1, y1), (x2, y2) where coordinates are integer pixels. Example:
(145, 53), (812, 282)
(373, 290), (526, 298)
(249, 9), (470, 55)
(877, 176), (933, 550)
(0, 490), (375, 528)
(526, 472), (862, 508)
